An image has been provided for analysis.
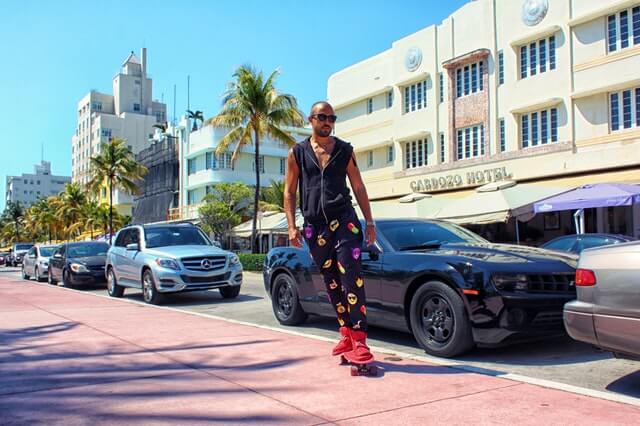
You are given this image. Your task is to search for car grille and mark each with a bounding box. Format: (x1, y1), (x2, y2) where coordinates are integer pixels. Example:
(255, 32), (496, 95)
(88, 265), (106, 272)
(531, 311), (564, 326)
(181, 255), (227, 271)
(526, 273), (575, 294)
(181, 272), (230, 284)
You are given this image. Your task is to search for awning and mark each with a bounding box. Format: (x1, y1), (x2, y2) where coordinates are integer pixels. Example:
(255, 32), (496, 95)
(435, 181), (571, 225)
(368, 195), (449, 219)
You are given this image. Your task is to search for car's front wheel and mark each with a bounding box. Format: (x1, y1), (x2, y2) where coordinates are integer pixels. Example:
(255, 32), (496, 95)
(409, 281), (474, 358)
(219, 285), (241, 299)
(142, 270), (163, 305)
(271, 273), (307, 325)
(107, 268), (124, 297)
(61, 269), (73, 288)
(35, 266), (45, 282)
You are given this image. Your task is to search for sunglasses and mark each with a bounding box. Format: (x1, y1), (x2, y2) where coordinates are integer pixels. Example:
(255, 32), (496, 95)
(311, 113), (337, 123)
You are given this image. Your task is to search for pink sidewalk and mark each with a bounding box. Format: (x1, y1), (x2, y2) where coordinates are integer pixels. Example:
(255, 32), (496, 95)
(1, 274), (639, 425)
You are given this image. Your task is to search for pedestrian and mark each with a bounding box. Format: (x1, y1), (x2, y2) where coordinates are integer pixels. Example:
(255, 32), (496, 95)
(284, 101), (377, 366)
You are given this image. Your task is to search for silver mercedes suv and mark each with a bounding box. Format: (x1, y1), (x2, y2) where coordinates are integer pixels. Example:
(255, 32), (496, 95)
(106, 223), (243, 304)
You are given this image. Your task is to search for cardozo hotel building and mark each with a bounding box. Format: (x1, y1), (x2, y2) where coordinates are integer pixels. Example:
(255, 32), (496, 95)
(328, 0), (640, 241)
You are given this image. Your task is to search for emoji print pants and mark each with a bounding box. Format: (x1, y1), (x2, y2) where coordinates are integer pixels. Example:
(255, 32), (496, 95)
(303, 209), (367, 332)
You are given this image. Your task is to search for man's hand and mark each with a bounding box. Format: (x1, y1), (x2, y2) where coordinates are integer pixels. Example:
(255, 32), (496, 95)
(289, 227), (303, 248)
(365, 224), (376, 247)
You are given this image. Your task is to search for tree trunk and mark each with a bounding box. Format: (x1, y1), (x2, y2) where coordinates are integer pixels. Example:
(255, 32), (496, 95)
(251, 128), (261, 254)
(109, 177), (114, 245)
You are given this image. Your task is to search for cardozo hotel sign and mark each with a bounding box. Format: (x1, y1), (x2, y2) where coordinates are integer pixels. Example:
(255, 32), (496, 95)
(409, 166), (513, 192)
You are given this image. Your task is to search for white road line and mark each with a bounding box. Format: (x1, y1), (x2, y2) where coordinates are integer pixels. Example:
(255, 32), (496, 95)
(12, 275), (640, 408)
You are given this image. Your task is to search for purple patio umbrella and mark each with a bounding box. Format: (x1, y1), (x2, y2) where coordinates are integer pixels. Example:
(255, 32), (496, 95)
(533, 183), (640, 234)
(533, 183), (640, 213)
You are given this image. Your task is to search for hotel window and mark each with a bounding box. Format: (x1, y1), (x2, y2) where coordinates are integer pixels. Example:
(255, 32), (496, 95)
(252, 155), (265, 173)
(439, 133), (445, 163)
(520, 35), (556, 79)
(386, 145), (394, 164)
(187, 159), (196, 175)
(403, 80), (427, 113)
(218, 153), (232, 169)
(386, 91), (393, 108)
(498, 51), (504, 85)
(367, 150), (374, 167)
(608, 7), (640, 53)
(91, 102), (102, 111)
(133, 103), (141, 112)
(404, 139), (427, 169)
(280, 157), (286, 174)
(609, 87), (640, 131)
(456, 124), (484, 160)
(499, 118), (506, 152)
(367, 98), (373, 114)
(439, 72), (444, 103)
(205, 152), (217, 169)
(187, 190), (196, 205)
(521, 107), (558, 148)
(455, 61), (483, 98)
(101, 128), (111, 138)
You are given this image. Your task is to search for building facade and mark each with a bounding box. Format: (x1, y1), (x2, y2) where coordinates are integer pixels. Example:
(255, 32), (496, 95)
(168, 118), (311, 221)
(5, 161), (70, 207)
(328, 0), (640, 239)
(71, 48), (167, 215)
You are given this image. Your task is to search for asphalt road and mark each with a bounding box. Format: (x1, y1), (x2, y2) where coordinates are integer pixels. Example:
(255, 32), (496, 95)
(5, 266), (640, 402)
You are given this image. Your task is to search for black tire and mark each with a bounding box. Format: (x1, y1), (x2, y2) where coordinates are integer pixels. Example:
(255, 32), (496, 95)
(271, 273), (307, 325)
(106, 268), (124, 297)
(48, 267), (57, 285)
(409, 281), (474, 358)
(219, 285), (241, 299)
(61, 269), (73, 288)
(21, 264), (30, 280)
(142, 269), (163, 305)
(35, 266), (45, 282)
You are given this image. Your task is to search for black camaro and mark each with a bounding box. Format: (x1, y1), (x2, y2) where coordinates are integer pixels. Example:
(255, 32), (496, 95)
(263, 219), (577, 358)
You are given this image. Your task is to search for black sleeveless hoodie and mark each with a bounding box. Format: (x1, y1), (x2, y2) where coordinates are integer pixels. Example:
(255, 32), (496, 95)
(292, 137), (354, 224)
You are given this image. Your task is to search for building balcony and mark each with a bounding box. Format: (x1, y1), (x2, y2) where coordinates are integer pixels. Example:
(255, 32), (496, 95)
(572, 46), (640, 98)
(187, 169), (284, 190)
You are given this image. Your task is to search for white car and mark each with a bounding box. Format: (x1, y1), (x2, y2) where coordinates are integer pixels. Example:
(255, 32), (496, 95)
(22, 244), (58, 282)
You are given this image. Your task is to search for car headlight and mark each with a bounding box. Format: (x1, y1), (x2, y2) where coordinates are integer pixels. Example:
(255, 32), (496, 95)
(70, 263), (89, 273)
(492, 274), (529, 291)
(229, 254), (240, 266)
(155, 258), (180, 270)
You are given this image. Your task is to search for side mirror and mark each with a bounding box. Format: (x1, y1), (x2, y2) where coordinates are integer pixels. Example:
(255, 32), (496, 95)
(126, 243), (140, 251)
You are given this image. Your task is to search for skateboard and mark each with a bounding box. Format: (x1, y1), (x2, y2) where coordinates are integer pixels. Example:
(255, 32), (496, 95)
(340, 355), (377, 376)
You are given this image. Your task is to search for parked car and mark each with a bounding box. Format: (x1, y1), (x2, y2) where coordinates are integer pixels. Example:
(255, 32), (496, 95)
(105, 223), (243, 304)
(564, 241), (640, 360)
(264, 218), (578, 358)
(22, 244), (58, 282)
(6, 243), (34, 267)
(48, 242), (110, 287)
(0, 252), (8, 266)
(541, 233), (634, 254)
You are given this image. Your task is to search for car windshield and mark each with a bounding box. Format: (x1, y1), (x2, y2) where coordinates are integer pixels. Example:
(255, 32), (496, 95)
(16, 244), (33, 251)
(145, 227), (212, 248)
(379, 221), (487, 251)
(39, 247), (57, 257)
(67, 243), (109, 257)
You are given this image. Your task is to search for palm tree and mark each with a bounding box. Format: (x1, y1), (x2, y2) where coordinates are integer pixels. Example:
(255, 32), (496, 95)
(57, 183), (87, 239)
(259, 179), (285, 212)
(3, 201), (24, 241)
(187, 110), (204, 131)
(82, 199), (101, 239)
(208, 65), (304, 253)
(88, 138), (147, 244)
(152, 122), (169, 134)
(24, 198), (55, 243)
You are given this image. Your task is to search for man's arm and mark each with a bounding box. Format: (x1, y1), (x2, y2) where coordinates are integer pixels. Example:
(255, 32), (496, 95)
(284, 149), (302, 247)
(346, 153), (376, 245)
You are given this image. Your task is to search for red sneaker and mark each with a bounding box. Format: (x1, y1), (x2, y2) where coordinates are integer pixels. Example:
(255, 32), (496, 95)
(343, 329), (374, 364)
(332, 326), (353, 356)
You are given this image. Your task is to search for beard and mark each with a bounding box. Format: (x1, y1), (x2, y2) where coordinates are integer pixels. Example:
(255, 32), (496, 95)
(317, 126), (332, 137)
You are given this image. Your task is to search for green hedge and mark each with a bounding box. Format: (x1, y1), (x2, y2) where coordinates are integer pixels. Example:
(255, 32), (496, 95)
(238, 254), (267, 271)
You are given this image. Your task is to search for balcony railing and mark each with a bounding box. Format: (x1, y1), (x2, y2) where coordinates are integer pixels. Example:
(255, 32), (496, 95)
(166, 204), (203, 222)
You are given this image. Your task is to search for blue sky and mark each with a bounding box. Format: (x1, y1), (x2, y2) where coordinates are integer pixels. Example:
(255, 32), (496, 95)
(0, 0), (468, 211)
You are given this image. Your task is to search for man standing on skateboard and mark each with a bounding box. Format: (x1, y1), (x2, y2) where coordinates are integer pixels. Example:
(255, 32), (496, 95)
(284, 101), (377, 368)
